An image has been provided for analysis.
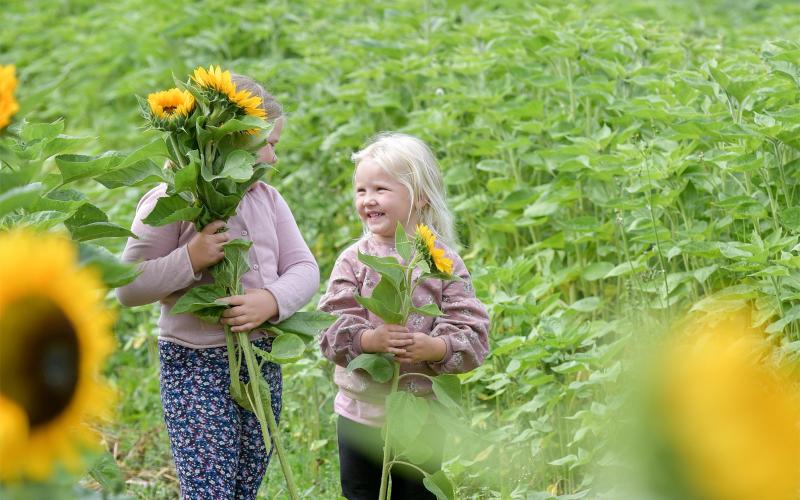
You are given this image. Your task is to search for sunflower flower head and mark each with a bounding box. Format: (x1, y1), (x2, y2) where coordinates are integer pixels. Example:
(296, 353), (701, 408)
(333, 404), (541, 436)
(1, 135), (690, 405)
(0, 229), (116, 481)
(191, 65), (267, 121)
(415, 224), (453, 275)
(0, 64), (20, 131)
(147, 88), (195, 120)
(656, 304), (800, 500)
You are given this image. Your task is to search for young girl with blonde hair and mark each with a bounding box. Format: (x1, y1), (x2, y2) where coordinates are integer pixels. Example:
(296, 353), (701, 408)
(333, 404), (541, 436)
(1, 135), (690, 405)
(319, 132), (490, 499)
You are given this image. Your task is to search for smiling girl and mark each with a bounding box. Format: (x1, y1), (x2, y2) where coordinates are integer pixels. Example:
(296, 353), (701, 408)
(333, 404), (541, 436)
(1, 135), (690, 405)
(318, 132), (490, 499)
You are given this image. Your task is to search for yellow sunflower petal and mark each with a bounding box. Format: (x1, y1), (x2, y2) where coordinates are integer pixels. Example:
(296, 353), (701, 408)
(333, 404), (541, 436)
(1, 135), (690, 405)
(0, 64), (20, 130)
(0, 229), (115, 481)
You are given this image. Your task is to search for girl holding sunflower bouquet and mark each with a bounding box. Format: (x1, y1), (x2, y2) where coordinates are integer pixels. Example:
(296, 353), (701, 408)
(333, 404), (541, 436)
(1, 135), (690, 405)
(318, 132), (490, 499)
(116, 69), (319, 499)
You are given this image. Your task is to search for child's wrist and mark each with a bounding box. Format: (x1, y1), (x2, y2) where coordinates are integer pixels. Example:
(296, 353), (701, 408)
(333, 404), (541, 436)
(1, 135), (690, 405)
(429, 337), (447, 362)
(360, 329), (375, 353)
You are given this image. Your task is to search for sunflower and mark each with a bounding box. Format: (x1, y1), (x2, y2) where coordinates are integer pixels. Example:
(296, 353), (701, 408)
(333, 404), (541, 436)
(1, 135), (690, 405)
(0, 229), (115, 481)
(0, 64), (20, 130)
(191, 65), (266, 119)
(658, 304), (800, 500)
(415, 224), (453, 275)
(147, 88), (195, 120)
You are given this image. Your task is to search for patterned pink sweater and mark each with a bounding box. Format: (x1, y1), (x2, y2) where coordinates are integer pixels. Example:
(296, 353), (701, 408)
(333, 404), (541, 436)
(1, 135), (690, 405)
(318, 235), (490, 427)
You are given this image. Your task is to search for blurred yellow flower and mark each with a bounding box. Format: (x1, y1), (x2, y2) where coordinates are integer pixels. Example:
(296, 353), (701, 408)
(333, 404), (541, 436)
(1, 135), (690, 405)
(192, 65), (266, 119)
(0, 64), (20, 130)
(0, 396), (28, 469)
(415, 224), (453, 275)
(659, 304), (800, 500)
(0, 229), (115, 481)
(147, 88), (195, 119)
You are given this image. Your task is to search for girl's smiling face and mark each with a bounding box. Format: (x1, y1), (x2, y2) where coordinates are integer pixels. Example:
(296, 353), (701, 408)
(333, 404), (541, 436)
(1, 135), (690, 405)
(354, 157), (417, 244)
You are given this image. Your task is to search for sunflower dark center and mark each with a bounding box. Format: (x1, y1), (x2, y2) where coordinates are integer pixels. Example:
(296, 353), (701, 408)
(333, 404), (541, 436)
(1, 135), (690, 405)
(163, 105), (177, 115)
(0, 296), (80, 427)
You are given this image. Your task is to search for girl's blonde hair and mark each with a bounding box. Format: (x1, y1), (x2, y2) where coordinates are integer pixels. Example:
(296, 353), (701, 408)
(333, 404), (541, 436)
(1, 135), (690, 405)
(352, 132), (457, 247)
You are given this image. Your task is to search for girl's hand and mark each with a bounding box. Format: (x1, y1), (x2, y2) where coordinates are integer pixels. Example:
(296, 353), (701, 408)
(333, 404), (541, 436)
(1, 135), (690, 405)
(220, 289), (279, 333)
(394, 333), (447, 364)
(187, 220), (228, 273)
(361, 324), (414, 356)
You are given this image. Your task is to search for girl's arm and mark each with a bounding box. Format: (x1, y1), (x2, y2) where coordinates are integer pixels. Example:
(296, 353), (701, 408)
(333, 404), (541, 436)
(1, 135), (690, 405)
(115, 187), (202, 307)
(426, 254), (490, 374)
(318, 248), (374, 368)
(261, 190), (320, 322)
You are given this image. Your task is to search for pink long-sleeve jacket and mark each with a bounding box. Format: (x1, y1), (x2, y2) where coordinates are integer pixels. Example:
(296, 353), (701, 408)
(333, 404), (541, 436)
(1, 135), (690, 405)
(116, 181), (320, 348)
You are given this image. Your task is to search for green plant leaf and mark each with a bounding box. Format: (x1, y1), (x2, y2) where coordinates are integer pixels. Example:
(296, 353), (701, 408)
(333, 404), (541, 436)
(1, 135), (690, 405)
(0, 183), (44, 218)
(78, 243), (139, 288)
(95, 159), (166, 189)
(431, 374), (462, 410)
(266, 310), (337, 341)
(395, 222), (412, 262)
(411, 303), (443, 317)
(268, 333), (306, 363)
(385, 391), (429, 447)
(141, 194), (201, 226)
(55, 152), (123, 185)
(422, 470), (455, 500)
(173, 158), (199, 194)
(346, 353), (394, 383)
(207, 116), (270, 141)
(171, 283), (229, 322)
(70, 222), (136, 242)
(357, 251), (405, 289)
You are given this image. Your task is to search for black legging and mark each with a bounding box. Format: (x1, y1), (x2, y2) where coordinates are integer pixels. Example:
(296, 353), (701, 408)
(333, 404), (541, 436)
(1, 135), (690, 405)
(337, 415), (444, 500)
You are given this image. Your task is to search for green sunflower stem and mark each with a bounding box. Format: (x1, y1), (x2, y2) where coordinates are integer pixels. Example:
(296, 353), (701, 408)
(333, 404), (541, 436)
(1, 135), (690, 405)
(378, 361), (401, 500)
(167, 133), (186, 169)
(235, 330), (299, 500)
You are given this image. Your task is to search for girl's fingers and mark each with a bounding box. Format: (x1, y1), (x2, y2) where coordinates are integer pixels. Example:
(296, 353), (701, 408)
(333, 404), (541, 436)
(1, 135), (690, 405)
(221, 305), (245, 317)
(387, 347), (407, 356)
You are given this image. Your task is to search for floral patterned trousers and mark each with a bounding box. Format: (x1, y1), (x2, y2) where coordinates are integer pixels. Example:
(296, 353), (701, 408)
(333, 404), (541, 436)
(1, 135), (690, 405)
(159, 337), (282, 500)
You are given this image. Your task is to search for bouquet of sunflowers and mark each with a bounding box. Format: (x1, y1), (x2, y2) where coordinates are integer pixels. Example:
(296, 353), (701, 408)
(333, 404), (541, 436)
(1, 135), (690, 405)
(140, 66), (272, 230)
(140, 66), (330, 499)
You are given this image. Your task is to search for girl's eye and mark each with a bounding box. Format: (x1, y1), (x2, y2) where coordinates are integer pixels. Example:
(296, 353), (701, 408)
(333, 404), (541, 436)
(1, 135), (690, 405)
(377, 187), (387, 192)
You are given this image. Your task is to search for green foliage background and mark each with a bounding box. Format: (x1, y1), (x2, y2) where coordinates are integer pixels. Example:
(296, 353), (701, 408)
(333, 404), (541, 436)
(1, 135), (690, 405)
(4, 0), (800, 498)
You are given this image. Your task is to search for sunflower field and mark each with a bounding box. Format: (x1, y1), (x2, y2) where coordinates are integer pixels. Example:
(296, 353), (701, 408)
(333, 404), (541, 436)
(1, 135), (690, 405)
(3, 0), (800, 498)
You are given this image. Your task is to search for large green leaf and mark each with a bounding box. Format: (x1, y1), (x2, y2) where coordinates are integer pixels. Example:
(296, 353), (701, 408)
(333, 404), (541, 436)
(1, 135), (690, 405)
(385, 391), (429, 446)
(207, 116), (270, 141)
(431, 374), (462, 410)
(266, 310), (337, 341)
(171, 283), (229, 322)
(422, 471), (455, 500)
(0, 183), (43, 218)
(70, 222), (136, 242)
(95, 159), (165, 189)
(55, 152), (122, 185)
(266, 333), (306, 363)
(357, 250), (405, 289)
(346, 353), (394, 383)
(141, 194), (201, 226)
(78, 243), (139, 288)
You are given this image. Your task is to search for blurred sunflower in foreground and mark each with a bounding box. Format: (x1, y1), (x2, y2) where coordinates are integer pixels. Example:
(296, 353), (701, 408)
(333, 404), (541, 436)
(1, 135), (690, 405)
(655, 302), (800, 500)
(0, 229), (115, 481)
(0, 64), (19, 130)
